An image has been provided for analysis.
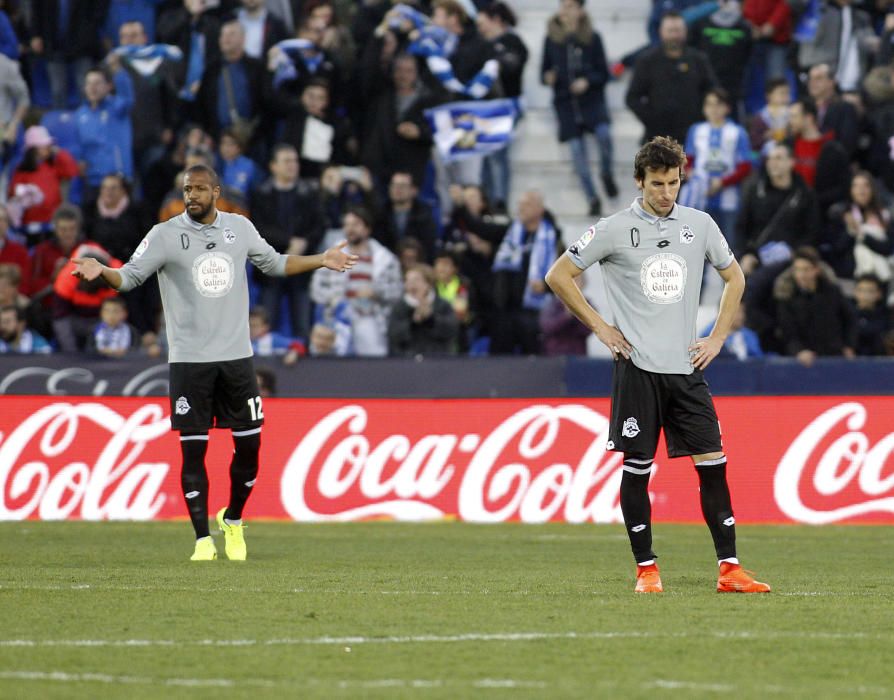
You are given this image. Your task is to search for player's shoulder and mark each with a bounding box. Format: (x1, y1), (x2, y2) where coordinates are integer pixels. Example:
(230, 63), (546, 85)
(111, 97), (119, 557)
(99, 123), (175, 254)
(674, 204), (715, 227)
(596, 203), (642, 234)
(218, 210), (257, 233)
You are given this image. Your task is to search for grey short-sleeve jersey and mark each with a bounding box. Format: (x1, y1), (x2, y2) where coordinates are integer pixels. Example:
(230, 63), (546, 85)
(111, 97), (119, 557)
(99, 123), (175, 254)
(118, 211), (288, 363)
(567, 199), (734, 374)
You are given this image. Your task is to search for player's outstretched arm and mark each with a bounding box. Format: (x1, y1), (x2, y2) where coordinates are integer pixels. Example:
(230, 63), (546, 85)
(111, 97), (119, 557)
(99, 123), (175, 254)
(71, 257), (123, 289)
(284, 240), (359, 276)
(545, 255), (632, 360)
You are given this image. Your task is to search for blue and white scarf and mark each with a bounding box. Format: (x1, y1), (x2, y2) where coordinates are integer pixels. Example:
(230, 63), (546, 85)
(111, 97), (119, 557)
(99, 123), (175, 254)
(270, 39), (324, 89)
(493, 218), (557, 310)
(393, 4), (497, 99)
(114, 44), (182, 77)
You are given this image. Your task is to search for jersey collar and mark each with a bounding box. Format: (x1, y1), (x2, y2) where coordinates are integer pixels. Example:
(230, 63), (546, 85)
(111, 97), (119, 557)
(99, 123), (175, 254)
(631, 197), (680, 224)
(179, 210), (223, 231)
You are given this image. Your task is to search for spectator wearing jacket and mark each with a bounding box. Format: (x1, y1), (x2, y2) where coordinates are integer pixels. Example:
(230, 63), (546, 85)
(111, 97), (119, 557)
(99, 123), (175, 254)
(688, 1), (752, 115)
(626, 11), (717, 145)
(787, 96), (850, 212)
(822, 171), (894, 282)
(75, 62), (135, 203)
(8, 126), (79, 230)
(279, 78), (354, 181)
(52, 240), (122, 352)
(29, 205), (84, 328)
(156, 0), (222, 96)
(806, 62), (860, 156)
(736, 142), (822, 274)
(477, 1), (528, 211)
(251, 143), (324, 340)
(851, 273), (890, 356)
(442, 184), (511, 336)
(775, 246), (857, 366)
(358, 50), (437, 193)
(310, 205), (403, 357)
(388, 263), (459, 356)
(490, 191), (558, 355)
(798, 0), (877, 93)
(232, 0), (289, 61)
(0, 204), (31, 293)
(116, 20), (181, 187)
(198, 20), (269, 146)
(85, 173), (159, 334)
(542, 0), (615, 217)
(376, 171), (438, 261)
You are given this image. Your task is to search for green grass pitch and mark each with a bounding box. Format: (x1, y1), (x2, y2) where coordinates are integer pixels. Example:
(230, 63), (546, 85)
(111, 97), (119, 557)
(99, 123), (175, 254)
(0, 521), (891, 699)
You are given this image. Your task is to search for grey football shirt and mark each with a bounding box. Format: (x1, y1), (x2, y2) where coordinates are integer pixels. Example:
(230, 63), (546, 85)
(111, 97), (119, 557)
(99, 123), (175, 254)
(566, 198), (734, 374)
(118, 211), (288, 363)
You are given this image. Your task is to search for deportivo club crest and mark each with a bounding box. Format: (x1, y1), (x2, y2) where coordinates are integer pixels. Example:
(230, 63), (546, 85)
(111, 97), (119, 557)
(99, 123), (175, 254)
(175, 396), (191, 415)
(622, 417), (641, 438)
(680, 225), (695, 244)
(223, 228), (236, 244)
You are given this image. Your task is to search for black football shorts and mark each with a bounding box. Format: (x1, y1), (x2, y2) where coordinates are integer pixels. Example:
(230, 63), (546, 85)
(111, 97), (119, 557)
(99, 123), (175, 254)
(168, 357), (263, 432)
(607, 358), (722, 459)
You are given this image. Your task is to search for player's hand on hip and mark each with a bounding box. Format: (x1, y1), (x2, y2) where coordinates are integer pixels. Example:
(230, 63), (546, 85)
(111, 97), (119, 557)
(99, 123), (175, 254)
(323, 240), (359, 273)
(595, 324), (632, 361)
(689, 336), (723, 370)
(70, 257), (102, 281)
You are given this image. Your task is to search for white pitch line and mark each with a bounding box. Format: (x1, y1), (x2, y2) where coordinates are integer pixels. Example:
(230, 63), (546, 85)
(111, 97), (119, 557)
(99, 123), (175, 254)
(0, 670), (275, 688)
(0, 671), (552, 692)
(0, 629), (889, 649)
(3, 582), (891, 598)
(649, 680), (891, 696)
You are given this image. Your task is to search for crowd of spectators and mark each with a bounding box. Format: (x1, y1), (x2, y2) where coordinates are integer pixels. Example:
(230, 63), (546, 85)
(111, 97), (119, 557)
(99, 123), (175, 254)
(2, 0), (894, 365)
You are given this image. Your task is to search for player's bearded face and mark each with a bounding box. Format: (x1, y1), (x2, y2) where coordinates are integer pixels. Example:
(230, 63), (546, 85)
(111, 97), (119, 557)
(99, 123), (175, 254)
(183, 175), (219, 222)
(637, 167), (681, 217)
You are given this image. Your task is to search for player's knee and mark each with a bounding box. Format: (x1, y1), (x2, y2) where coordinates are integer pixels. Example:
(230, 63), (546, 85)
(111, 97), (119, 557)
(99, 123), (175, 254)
(693, 452), (725, 470)
(179, 432), (209, 470)
(232, 427), (260, 455)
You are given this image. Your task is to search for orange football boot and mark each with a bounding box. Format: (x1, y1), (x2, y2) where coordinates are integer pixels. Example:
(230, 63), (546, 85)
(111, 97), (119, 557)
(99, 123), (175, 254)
(635, 563), (663, 593)
(717, 562), (771, 593)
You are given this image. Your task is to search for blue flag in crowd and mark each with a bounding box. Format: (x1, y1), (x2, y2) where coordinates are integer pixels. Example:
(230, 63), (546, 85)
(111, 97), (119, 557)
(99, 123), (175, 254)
(425, 98), (520, 162)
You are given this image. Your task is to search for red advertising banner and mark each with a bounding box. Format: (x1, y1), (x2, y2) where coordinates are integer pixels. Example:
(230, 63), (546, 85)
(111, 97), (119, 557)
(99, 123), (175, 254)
(0, 397), (892, 524)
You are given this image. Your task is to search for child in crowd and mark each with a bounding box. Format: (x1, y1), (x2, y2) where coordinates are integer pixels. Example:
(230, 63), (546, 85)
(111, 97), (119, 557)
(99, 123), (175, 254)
(89, 296), (139, 358)
(852, 273), (890, 356)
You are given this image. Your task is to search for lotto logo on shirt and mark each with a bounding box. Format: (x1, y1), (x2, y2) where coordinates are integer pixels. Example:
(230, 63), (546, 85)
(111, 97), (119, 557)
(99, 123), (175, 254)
(192, 252), (235, 298)
(640, 253), (687, 304)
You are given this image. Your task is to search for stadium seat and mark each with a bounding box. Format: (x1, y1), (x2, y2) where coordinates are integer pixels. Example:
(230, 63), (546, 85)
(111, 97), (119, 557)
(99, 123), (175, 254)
(39, 110), (80, 158)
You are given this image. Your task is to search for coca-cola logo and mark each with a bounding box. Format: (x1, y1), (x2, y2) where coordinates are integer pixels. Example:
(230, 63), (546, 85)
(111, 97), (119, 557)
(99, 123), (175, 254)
(0, 364), (169, 396)
(280, 404), (629, 523)
(774, 402), (894, 524)
(0, 403), (171, 520)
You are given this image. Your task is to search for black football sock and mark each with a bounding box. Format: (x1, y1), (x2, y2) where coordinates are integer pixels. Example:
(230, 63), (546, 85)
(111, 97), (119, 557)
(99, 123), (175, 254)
(225, 428), (261, 521)
(620, 457), (656, 564)
(696, 456), (737, 561)
(180, 433), (210, 539)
